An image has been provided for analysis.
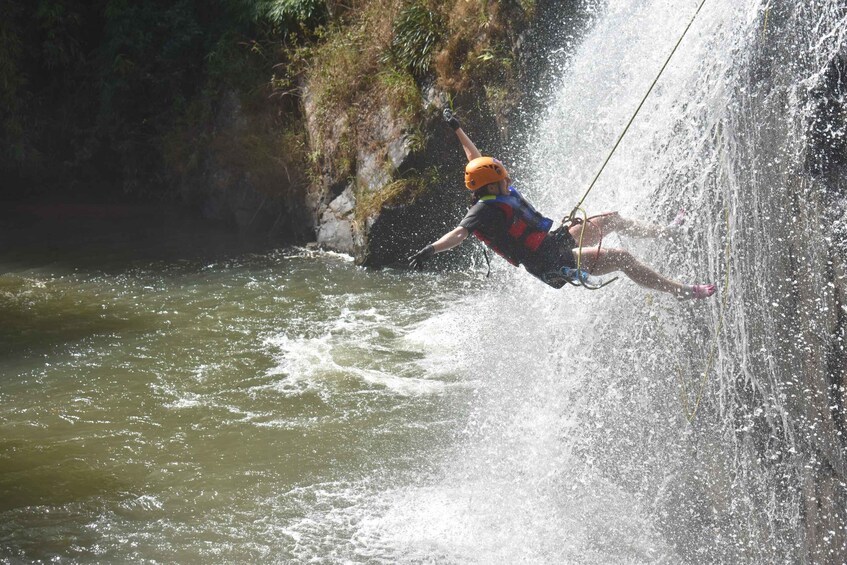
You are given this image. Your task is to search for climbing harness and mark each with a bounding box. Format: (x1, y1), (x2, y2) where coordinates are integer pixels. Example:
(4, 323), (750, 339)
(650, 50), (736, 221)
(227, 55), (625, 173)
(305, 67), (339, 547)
(564, 208), (619, 290)
(560, 0), (711, 289)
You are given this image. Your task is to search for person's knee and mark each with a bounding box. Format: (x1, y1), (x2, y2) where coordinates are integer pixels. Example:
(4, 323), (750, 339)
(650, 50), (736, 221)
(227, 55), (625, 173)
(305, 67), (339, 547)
(593, 211), (622, 231)
(608, 247), (635, 268)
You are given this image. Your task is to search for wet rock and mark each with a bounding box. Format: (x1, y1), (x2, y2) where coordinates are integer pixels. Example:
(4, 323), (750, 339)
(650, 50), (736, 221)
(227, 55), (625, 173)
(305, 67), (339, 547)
(316, 186), (357, 253)
(356, 150), (391, 192)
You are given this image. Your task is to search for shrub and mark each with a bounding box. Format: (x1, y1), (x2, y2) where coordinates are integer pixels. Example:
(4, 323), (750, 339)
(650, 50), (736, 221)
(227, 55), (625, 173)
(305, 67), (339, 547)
(235, 0), (326, 30)
(387, 1), (445, 77)
(263, 0), (326, 31)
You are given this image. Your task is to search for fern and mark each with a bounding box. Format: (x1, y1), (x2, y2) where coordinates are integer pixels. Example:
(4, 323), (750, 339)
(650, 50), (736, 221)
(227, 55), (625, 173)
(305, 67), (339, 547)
(389, 2), (444, 77)
(246, 0), (326, 28)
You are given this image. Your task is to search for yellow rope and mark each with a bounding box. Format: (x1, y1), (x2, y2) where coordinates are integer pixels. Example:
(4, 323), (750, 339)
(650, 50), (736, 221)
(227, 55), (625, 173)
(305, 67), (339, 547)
(560, 0), (729, 418)
(570, 207), (619, 290)
(566, 0), (710, 223)
(658, 5), (756, 421)
(762, 3), (771, 38)
(574, 207), (589, 274)
(561, 0), (712, 291)
(563, 0), (734, 420)
(676, 205), (732, 422)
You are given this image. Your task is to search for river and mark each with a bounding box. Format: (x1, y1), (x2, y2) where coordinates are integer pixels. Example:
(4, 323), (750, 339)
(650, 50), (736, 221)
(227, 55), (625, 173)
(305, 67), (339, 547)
(0, 211), (493, 562)
(1, 207), (680, 562)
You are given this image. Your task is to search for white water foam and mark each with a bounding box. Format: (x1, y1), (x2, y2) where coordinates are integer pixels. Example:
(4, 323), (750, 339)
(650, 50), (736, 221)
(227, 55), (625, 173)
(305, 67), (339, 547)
(258, 312), (458, 398)
(274, 0), (847, 561)
(336, 0), (783, 561)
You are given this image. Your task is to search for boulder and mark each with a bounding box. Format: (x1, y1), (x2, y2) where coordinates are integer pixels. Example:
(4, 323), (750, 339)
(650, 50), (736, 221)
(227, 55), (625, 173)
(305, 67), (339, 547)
(316, 186), (357, 253)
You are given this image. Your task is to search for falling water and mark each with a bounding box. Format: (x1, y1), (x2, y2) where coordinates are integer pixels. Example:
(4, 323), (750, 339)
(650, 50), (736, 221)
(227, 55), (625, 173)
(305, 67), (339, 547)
(370, 0), (847, 562)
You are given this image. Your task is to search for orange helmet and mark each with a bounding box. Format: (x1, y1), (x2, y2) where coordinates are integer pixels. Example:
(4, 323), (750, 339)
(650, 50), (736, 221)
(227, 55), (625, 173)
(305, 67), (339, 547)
(464, 157), (509, 191)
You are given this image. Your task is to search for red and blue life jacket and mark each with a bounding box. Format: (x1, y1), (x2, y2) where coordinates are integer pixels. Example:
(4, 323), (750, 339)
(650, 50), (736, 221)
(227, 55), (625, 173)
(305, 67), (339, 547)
(472, 187), (554, 267)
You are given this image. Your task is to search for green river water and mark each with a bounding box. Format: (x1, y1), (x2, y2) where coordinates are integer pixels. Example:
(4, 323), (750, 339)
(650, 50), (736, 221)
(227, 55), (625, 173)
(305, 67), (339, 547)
(0, 215), (479, 563)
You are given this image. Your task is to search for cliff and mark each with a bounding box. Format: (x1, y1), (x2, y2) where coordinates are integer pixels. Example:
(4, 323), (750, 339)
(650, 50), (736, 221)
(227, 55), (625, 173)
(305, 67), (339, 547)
(799, 43), (847, 562)
(300, 0), (584, 266)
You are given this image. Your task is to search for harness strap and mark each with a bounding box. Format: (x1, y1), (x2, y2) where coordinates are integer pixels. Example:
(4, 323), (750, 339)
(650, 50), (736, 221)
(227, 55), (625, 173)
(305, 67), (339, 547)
(565, 208), (618, 290)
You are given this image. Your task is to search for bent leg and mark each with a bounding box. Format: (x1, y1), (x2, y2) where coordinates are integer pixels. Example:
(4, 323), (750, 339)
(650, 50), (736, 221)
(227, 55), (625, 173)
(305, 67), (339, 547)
(576, 246), (688, 296)
(568, 211), (674, 246)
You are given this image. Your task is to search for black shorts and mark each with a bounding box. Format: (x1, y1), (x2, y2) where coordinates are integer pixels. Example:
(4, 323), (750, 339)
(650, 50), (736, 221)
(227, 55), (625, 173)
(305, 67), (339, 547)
(525, 227), (577, 289)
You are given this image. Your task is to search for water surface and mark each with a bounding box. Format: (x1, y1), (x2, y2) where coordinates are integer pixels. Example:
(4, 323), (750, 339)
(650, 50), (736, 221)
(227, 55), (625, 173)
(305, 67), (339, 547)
(0, 215), (478, 562)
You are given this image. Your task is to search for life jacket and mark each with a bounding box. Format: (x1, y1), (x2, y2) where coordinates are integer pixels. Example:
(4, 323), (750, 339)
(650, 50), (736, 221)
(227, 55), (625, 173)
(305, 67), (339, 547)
(471, 187), (554, 267)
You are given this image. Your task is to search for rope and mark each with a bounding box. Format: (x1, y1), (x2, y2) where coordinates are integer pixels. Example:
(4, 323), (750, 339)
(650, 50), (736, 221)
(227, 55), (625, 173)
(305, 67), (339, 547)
(565, 0), (711, 224)
(482, 244), (491, 277)
(568, 209), (619, 290)
(676, 205), (732, 422)
(762, 3), (771, 38)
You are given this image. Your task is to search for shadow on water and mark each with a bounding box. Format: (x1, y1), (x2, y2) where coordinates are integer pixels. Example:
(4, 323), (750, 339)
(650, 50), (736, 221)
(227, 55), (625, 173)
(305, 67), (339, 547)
(0, 439), (134, 562)
(0, 439), (129, 512)
(0, 203), (304, 561)
(0, 203), (284, 272)
(0, 203), (285, 363)
(0, 275), (150, 363)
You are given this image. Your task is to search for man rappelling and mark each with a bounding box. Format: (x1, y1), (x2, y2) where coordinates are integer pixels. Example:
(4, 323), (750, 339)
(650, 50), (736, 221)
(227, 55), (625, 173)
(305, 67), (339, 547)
(407, 110), (717, 299)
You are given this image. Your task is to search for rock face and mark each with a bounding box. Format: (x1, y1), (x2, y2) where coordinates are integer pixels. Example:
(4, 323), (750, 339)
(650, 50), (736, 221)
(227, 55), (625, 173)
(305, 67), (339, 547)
(800, 46), (847, 563)
(316, 186), (357, 253)
(303, 79), (472, 267)
(176, 91), (312, 243)
(649, 7), (847, 561)
(303, 0), (589, 267)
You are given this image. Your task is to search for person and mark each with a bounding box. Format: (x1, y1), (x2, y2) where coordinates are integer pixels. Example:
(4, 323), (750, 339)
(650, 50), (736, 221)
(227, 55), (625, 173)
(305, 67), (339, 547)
(407, 109), (717, 299)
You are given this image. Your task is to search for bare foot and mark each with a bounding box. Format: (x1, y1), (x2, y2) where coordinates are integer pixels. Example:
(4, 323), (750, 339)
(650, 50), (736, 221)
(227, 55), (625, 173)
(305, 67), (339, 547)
(679, 283), (717, 299)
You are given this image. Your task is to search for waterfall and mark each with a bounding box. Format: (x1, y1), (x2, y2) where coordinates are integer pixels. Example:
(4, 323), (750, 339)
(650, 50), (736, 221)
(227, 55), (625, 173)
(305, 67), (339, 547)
(365, 0), (847, 562)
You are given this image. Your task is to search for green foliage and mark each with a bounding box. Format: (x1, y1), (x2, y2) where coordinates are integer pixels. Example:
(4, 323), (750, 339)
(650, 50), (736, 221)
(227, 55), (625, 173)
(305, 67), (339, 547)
(388, 1), (445, 76)
(0, 1), (26, 162)
(263, 0), (325, 27)
(519, 0), (536, 15)
(232, 0), (326, 30)
(98, 1), (205, 116)
(36, 1), (85, 70)
(0, 0), (324, 195)
(0, 0), (531, 202)
(377, 67), (422, 122)
(354, 173), (432, 226)
(308, 28), (367, 112)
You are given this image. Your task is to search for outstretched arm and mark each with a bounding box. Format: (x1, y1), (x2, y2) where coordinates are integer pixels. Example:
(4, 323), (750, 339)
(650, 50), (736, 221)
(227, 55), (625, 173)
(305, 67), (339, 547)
(432, 226), (469, 252)
(455, 128), (481, 162)
(444, 109), (481, 162)
(407, 226), (469, 269)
